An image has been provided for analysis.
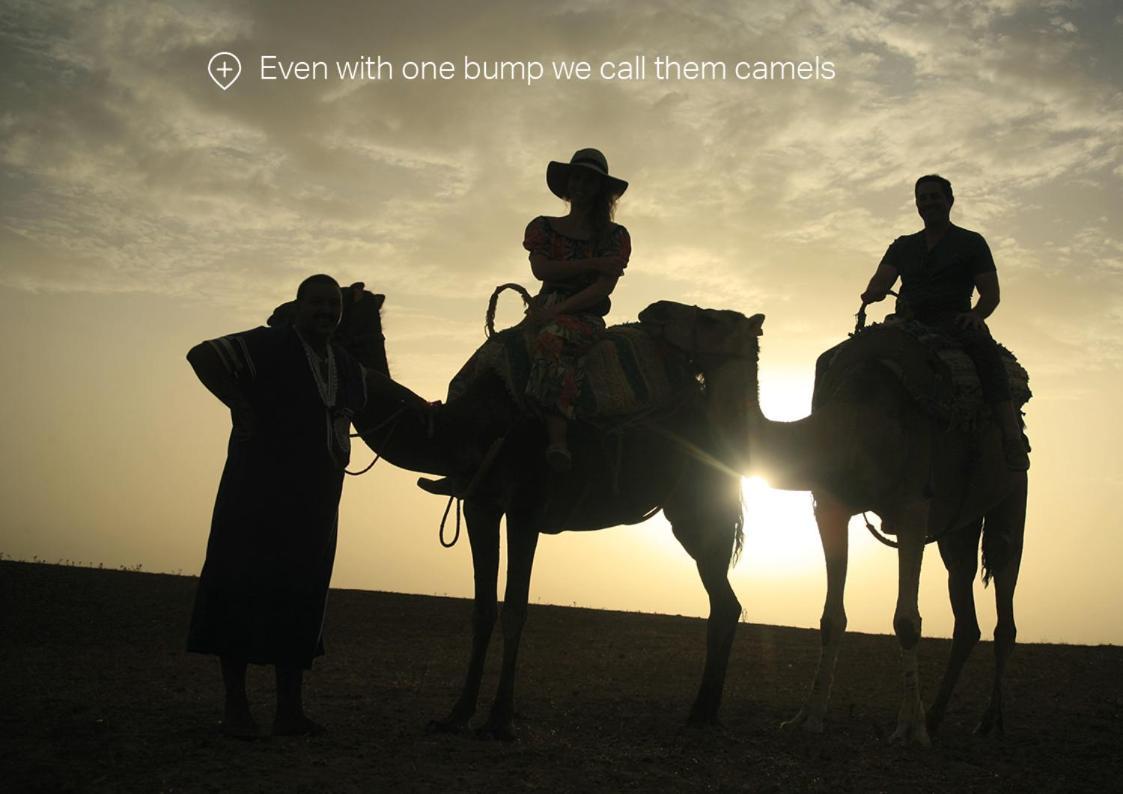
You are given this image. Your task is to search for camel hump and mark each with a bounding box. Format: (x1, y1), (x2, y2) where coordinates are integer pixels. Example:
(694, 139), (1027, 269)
(815, 322), (1031, 430)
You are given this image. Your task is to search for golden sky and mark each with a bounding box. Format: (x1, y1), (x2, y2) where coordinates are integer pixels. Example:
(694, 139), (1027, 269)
(2, 0), (1121, 644)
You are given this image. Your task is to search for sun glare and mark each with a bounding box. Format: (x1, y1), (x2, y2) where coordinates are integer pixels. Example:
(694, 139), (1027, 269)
(738, 476), (823, 577)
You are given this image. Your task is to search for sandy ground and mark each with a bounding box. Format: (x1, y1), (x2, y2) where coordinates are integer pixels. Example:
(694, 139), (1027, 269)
(1, 560), (1120, 792)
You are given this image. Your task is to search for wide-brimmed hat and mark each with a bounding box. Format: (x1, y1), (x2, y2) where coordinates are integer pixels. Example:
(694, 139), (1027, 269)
(546, 148), (629, 200)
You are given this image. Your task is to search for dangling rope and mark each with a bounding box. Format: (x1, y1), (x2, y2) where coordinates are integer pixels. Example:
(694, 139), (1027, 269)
(486, 283), (534, 337)
(345, 406), (407, 476)
(439, 496), (462, 548)
(862, 512), (899, 548)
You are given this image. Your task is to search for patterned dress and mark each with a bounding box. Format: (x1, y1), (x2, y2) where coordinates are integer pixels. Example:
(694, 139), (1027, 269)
(186, 325), (367, 669)
(522, 216), (632, 419)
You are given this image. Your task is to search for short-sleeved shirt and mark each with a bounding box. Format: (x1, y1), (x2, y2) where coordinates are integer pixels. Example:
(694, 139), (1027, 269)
(879, 225), (995, 320)
(523, 216), (631, 317)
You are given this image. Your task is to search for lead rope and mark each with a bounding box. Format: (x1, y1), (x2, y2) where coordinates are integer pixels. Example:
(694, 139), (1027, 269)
(439, 497), (462, 547)
(345, 406), (407, 476)
(862, 513), (899, 548)
(855, 288), (904, 550)
(854, 289), (899, 335)
(854, 288), (971, 550)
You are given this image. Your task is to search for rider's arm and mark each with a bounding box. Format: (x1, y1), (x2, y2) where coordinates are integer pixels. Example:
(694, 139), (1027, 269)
(525, 218), (627, 283)
(971, 271), (1000, 319)
(529, 253), (624, 283)
(861, 259), (899, 303)
(549, 275), (618, 316)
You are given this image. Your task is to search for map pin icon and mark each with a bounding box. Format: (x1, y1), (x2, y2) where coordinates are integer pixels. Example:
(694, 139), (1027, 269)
(208, 52), (242, 91)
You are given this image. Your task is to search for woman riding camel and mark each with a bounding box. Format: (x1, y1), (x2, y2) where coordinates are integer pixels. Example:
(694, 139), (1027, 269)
(417, 149), (631, 498)
(524, 148), (631, 471)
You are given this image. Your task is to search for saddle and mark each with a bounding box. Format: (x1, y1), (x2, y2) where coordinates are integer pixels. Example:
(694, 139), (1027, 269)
(814, 320), (1032, 431)
(447, 321), (698, 427)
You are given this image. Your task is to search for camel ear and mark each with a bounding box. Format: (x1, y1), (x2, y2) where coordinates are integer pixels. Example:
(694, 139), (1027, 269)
(747, 313), (765, 336)
(267, 300), (296, 327)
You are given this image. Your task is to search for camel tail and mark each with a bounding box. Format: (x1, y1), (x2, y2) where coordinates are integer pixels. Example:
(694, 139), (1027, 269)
(730, 490), (745, 570)
(979, 516), (1005, 588)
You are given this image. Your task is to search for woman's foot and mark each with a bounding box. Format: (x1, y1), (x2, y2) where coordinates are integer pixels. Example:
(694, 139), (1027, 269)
(546, 444), (572, 472)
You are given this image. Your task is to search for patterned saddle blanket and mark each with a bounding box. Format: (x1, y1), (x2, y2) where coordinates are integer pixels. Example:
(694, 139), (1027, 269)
(815, 320), (1031, 430)
(447, 323), (697, 426)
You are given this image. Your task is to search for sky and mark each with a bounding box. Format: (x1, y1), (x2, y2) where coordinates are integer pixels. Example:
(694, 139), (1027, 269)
(2, 0), (1122, 645)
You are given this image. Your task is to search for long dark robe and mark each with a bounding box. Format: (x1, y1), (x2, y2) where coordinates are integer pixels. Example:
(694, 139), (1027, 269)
(187, 326), (366, 668)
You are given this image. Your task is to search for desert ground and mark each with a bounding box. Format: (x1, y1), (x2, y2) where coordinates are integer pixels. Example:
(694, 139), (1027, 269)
(2, 560), (1120, 792)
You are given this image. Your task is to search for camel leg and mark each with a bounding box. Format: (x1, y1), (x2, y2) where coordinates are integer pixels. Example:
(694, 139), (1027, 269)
(889, 508), (930, 746)
(976, 475), (1026, 737)
(783, 493), (849, 733)
(926, 517), (983, 735)
(688, 551), (741, 725)
(665, 474), (742, 725)
(427, 500), (500, 733)
(479, 511), (540, 740)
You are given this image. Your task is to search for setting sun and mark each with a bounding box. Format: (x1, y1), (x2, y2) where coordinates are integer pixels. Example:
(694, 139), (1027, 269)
(739, 476), (822, 577)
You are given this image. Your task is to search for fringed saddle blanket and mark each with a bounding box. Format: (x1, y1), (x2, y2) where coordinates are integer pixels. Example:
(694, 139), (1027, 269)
(816, 321), (1031, 431)
(448, 323), (697, 427)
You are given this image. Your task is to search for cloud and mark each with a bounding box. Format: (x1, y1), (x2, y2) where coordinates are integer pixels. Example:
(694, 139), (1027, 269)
(0, 0), (1120, 373)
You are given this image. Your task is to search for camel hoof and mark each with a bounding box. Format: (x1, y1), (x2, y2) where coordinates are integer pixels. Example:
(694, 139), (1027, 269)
(780, 709), (805, 730)
(801, 715), (824, 734)
(781, 709), (822, 733)
(686, 706), (722, 728)
(925, 708), (944, 737)
(425, 717), (469, 735)
(475, 718), (517, 742)
(973, 712), (1004, 737)
(889, 719), (931, 747)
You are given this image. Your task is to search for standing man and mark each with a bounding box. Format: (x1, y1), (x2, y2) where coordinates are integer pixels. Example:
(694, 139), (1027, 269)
(186, 274), (367, 737)
(861, 175), (1030, 470)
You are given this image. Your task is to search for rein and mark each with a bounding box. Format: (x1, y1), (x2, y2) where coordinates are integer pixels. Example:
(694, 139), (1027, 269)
(862, 513), (900, 549)
(346, 405), (407, 476)
(439, 497), (462, 548)
(854, 289), (899, 334)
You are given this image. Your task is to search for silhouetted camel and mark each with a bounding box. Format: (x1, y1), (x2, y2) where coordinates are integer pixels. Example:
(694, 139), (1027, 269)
(345, 295), (762, 738)
(732, 322), (1028, 745)
(337, 290), (1025, 743)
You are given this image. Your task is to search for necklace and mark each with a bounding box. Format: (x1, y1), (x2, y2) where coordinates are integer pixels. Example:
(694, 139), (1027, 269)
(297, 332), (337, 408)
(297, 331), (350, 468)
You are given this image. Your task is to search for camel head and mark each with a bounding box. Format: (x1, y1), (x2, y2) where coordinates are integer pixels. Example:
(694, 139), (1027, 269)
(639, 300), (763, 362)
(269, 282), (390, 376)
(638, 301), (764, 473)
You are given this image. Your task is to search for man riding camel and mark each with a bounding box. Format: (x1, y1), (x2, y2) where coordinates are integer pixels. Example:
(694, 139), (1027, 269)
(860, 174), (1030, 470)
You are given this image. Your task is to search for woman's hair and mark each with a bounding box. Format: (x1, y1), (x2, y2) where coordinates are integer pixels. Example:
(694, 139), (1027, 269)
(569, 180), (620, 249)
